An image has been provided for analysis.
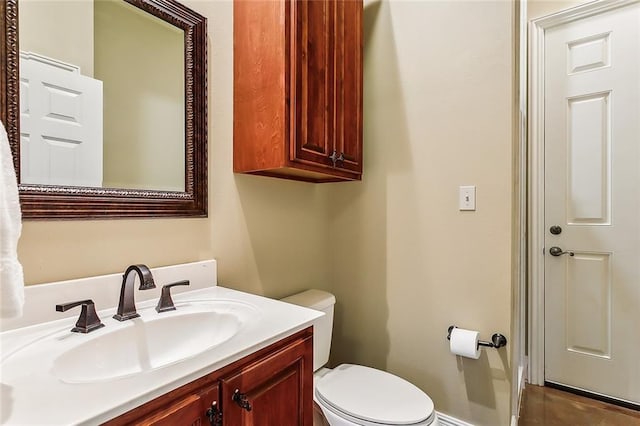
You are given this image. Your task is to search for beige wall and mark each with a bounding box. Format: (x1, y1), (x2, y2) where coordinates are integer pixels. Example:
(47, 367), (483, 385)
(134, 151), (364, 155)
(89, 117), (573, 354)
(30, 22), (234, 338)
(327, 1), (515, 425)
(19, 0), (94, 76)
(95, 0), (185, 191)
(17, 0), (332, 303)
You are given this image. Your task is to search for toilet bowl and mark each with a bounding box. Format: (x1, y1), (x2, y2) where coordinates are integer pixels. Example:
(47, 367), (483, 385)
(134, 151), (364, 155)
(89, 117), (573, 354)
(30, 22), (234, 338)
(281, 290), (439, 426)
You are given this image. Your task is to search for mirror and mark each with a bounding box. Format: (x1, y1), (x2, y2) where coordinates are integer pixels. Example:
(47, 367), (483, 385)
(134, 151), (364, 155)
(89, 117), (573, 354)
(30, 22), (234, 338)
(20, 0), (186, 192)
(0, 0), (207, 219)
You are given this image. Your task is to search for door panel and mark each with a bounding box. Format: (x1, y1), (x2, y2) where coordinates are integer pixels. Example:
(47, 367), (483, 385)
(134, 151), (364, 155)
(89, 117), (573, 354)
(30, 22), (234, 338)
(334, 0), (362, 174)
(221, 335), (313, 425)
(567, 31), (611, 74)
(137, 384), (219, 426)
(292, 0), (334, 167)
(567, 92), (610, 224)
(544, 2), (640, 403)
(565, 252), (611, 358)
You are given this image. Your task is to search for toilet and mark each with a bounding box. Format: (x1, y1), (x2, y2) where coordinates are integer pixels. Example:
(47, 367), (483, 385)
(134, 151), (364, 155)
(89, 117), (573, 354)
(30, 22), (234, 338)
(281, 289), (439, 426)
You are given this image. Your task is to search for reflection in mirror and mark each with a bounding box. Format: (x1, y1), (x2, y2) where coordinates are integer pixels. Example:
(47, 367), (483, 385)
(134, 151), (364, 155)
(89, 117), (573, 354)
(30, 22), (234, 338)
(0, 0), (207, 219)
(19, 0), (185, 191)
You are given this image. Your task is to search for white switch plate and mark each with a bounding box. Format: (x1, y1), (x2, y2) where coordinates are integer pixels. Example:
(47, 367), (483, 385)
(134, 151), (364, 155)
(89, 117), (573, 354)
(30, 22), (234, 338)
(459, 186), (476, 211)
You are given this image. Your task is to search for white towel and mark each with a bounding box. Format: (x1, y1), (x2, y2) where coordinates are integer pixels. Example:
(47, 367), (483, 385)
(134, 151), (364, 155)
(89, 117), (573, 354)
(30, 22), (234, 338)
(0, 120), (24, 318)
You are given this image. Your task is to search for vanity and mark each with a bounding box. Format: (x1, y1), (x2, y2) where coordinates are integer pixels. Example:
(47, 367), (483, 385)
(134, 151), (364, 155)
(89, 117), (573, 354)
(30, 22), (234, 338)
(105, 327), (312, 425)
(0, 261), (322, 425)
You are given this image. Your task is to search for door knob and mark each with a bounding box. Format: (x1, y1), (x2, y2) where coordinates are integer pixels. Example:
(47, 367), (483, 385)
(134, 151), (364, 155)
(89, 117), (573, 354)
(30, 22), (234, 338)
(550, 225), (562, 235)
(549, 246), (574, 257)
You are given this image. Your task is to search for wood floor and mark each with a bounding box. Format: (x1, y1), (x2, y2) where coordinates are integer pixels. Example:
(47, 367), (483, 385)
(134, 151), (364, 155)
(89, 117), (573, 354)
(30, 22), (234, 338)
(518, 385), (640, 425)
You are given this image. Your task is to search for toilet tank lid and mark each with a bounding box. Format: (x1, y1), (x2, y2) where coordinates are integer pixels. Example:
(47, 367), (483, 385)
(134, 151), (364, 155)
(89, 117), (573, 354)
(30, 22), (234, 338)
(281, 289), (336, 311)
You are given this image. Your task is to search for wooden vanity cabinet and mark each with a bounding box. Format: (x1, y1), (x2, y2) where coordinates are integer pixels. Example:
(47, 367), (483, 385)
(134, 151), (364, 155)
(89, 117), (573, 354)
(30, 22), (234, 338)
(221, 332), (312, 425)
(233, 0), (363, 183)
(103, 328), (313, 426)
(134, 384), (220, 426)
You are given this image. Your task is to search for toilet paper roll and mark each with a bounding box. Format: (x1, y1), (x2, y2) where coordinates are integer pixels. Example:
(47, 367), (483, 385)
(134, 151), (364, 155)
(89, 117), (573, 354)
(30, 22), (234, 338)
(449, 327), (481, 359)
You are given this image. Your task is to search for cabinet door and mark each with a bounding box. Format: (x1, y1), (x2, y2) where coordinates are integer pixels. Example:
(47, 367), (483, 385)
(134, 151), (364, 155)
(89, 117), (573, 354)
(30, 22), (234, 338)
(134, 384), (219, 426)
(291, 0), (335, 168)
(334, 0), (363, 175)
(221, 334), (313, 426)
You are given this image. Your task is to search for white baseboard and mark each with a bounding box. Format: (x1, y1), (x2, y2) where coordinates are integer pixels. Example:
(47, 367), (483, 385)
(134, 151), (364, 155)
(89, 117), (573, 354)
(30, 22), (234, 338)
(435, 365), (529, 426)
(513, 362), (527, 419)
(437, 411), (475, 426)
(507, 362), (528, 426)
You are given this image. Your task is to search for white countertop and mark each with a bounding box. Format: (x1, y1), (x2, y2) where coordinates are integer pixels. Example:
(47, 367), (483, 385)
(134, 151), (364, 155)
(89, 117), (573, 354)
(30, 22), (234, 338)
(0, 286), (322, 425)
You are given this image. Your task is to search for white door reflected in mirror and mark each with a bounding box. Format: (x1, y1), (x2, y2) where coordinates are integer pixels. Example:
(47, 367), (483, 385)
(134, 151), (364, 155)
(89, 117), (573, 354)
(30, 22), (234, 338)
(20, 52), (103, 187)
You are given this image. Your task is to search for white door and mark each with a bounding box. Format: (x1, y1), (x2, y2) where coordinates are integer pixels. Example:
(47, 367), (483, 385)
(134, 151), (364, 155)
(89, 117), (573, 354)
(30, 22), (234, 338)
(19, 52), (103, 187)
(544, 2), (640, 404)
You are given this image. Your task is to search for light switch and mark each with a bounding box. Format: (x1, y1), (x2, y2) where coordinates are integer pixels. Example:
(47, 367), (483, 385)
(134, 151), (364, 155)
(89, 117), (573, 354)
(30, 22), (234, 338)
(459, 186), (476, 211)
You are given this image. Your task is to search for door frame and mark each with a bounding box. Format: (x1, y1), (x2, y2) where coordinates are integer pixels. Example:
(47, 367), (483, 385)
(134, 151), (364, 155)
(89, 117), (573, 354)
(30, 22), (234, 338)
(528, 0), (639, 386)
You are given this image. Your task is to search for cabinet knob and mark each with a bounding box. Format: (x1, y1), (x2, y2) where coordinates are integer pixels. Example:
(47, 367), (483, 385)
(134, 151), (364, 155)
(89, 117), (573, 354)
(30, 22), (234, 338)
(206, 401), (222, 426)
(329, 150), (345, 167)
(232, 389), (252, 412)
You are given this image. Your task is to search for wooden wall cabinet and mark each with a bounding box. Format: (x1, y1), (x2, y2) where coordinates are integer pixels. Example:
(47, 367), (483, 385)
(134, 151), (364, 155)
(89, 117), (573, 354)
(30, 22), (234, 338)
(234, 0), (363, 183)
(104, 328), (313, 426)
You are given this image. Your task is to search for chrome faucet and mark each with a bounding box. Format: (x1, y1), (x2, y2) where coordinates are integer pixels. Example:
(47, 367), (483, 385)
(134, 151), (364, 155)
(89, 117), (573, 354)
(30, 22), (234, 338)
(113, 264), (156, 321)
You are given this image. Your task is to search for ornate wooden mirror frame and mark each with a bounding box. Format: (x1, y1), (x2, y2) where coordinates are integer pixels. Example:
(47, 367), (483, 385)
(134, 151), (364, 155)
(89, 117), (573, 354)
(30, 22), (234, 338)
(0, 0), (207, 219)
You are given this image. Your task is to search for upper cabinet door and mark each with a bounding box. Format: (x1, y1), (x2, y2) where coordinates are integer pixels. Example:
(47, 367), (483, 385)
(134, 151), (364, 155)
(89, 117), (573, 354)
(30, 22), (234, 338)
(291, 0), (334, 168)
(334, 0), (363, 175)
(233, 0), (363, 182)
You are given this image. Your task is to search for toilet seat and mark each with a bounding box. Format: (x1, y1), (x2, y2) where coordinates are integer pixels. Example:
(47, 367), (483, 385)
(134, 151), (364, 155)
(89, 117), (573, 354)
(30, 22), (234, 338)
(315, 364), (435, 426)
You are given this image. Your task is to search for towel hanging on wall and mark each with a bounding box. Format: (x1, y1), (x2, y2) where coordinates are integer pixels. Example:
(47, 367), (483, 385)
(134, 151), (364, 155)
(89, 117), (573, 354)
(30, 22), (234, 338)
(0, 120), (25, 318)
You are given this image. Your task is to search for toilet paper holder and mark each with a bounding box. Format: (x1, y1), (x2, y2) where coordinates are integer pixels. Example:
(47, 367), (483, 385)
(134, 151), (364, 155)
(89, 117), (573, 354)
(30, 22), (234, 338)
(447, 325), (507, 349)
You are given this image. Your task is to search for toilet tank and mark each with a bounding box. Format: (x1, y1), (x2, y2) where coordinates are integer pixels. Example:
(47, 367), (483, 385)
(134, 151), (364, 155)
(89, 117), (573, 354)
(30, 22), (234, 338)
(281, 289), (335, 371)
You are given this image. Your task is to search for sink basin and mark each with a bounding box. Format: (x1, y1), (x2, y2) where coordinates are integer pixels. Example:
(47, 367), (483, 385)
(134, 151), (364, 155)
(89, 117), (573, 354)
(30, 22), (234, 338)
(51, 300), (257, 383)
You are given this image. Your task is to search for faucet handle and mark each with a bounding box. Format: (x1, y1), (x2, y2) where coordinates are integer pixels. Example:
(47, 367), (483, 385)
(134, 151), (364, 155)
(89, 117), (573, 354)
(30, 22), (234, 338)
(156, 280), (190, 313)
(56, 299), (105, 333)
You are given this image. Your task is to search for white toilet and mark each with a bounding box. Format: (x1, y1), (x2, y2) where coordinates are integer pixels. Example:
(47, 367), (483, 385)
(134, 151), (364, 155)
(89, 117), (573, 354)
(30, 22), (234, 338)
(281, 289), (439, 426)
